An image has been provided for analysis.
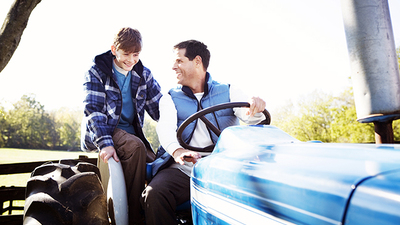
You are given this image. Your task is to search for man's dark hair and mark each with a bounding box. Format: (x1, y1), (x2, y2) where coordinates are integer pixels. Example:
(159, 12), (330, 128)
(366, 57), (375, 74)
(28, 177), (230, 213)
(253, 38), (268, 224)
(174, 40), (211, 71)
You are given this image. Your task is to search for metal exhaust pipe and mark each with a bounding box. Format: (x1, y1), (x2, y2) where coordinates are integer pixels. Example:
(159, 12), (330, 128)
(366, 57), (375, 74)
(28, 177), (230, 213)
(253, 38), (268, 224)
(341, 0), (400, 143)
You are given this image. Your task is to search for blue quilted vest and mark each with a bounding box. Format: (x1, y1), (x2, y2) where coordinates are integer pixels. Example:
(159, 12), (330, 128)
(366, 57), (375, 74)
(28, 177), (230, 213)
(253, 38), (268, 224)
(169, 73), (239, 146)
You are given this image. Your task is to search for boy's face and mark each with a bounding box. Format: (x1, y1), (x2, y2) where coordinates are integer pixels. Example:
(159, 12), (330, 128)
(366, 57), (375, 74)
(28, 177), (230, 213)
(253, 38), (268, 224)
(111, 45), (140, 71)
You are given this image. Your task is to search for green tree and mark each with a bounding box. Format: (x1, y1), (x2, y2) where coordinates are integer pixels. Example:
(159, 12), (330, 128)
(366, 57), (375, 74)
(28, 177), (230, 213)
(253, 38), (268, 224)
(274, 91), (335, 142)
(6, 94), (57, 149)
(0, 104), (7, 147)
(51, 107), (82, 150)
(143, 113), (160, 151)
(273, 88), (376, 143)
(328, 88), (375, 143)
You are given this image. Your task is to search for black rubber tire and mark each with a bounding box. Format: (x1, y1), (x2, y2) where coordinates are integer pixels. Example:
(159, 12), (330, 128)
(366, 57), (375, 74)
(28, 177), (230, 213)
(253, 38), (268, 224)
(23, 160), (108, 225)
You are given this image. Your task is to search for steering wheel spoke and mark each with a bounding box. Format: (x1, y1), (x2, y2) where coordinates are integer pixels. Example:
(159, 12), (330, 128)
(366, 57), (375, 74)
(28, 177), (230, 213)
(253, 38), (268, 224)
(200, 116), (221, 137)
(176, 102), (271, 151)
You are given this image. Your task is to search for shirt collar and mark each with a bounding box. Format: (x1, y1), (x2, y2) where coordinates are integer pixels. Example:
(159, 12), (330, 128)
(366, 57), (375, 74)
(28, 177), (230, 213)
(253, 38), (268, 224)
(112, 60), (129, 77)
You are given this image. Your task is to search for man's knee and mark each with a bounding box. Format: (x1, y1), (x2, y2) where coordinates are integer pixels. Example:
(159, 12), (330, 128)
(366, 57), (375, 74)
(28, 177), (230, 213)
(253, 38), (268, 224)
(142, 185), (160, 209)
(143, 183), (163, 201)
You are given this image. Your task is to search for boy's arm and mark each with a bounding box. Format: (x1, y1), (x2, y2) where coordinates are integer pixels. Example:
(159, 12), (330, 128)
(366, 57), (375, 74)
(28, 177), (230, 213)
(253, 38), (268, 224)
(83, 67), (114, 150)
(99, 146), (119, 163)
(144, 70), (163, 121)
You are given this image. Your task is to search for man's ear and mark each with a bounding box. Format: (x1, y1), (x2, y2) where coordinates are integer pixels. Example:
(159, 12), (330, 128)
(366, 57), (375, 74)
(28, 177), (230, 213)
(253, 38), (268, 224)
(111, 45), (117, 56)
(195, 55), (202, 67)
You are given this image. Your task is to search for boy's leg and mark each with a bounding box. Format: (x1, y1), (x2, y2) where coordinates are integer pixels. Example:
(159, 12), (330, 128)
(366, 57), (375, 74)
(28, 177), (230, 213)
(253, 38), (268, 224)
(141, 167), (190, 225)
(113, 128), (147, 225)
(146, 145), (156, 163)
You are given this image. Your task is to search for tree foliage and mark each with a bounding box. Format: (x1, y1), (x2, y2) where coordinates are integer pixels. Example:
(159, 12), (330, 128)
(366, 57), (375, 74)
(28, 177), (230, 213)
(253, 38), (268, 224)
(50, 107), (82, 150)
(0, 95), (82, 149)
(0, 95), (161, 150)
(0, 105), (7, 147)
(273, 47), (400, 143)
(3, 94), (56, 148)
(272, 87), (400, 143)
(143, 114), (160, 151)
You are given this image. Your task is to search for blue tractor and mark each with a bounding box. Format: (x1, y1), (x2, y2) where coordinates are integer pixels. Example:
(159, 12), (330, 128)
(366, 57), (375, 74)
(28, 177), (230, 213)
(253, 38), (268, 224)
(186, 0), (400, 224)
(190, 124), (400, 224)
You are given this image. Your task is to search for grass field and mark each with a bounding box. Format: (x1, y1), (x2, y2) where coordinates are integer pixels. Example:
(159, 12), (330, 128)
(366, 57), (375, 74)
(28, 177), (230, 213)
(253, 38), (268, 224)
(1, 148), (98, 187)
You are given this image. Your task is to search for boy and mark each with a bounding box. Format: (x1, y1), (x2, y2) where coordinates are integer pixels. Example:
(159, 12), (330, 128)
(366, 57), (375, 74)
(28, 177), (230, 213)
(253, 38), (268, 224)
(81, 27), (162, 225)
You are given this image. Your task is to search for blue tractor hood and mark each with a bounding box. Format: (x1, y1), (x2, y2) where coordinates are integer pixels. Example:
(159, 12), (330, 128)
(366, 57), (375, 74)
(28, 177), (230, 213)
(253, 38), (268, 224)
(191, 125), (400, 225)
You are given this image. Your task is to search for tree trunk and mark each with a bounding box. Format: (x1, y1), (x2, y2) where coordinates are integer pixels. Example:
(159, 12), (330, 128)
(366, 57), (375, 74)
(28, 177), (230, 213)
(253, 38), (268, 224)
(0, 0), (41, 73)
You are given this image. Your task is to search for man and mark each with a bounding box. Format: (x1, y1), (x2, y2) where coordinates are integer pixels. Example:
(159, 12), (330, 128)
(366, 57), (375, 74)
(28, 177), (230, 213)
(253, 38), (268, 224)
(141, 40), (266, 224)
(81, 27), (162, 225)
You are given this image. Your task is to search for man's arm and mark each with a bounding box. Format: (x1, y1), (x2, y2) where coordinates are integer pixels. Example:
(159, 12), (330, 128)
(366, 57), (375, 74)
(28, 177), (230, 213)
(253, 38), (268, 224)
(156, 94), (182, 153)
(247, 96), (267, 117)
(230, 85), (266, 124)
(172, 148), (201, 165)
(156, 94), (201, 164)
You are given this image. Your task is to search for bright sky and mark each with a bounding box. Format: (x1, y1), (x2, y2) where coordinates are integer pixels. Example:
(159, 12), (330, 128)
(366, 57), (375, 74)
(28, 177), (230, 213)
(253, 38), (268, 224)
(0, 0), (399, 115)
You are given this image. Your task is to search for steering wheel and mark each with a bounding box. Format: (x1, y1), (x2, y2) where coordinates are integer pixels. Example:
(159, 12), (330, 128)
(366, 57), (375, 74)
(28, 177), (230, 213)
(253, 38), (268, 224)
(176, 102), (271, 152)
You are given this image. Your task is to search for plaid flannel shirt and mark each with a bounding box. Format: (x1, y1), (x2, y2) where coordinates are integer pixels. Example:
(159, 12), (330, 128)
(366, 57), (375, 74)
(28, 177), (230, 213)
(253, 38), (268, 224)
(81, 51), (162, 151)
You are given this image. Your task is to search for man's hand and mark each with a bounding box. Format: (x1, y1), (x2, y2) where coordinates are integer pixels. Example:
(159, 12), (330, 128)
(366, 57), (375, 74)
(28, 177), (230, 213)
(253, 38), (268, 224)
(172, 148), (201, 165)
(247, 96), (266, 117)
(99, 146), (120, 163)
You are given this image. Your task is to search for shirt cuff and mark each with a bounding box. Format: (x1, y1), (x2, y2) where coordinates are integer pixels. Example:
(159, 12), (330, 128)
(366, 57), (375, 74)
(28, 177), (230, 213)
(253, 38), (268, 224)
(165, 142), (183, 156)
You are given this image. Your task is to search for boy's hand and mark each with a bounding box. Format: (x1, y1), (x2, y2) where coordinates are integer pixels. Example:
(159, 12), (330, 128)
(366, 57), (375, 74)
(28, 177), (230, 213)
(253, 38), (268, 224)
(100, 146), (120, 163)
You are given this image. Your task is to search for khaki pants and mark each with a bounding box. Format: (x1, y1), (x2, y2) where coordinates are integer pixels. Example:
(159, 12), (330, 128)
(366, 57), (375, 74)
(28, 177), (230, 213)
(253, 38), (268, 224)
(112, 128), (155, 225)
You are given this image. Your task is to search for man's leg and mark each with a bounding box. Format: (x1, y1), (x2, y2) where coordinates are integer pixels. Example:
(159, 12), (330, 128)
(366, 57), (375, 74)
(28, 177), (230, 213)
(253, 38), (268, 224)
(141, 167), (190, 225)
(113, 128), (147, 225)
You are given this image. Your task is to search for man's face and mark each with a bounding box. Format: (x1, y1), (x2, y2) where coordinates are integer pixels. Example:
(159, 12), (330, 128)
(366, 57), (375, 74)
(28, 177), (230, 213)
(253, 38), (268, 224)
(111, 46), (140, 71)
(172, 48), (196, 86)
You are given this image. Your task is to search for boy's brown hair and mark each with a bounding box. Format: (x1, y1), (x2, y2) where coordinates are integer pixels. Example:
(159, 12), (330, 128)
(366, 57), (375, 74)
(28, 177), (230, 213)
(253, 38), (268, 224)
(113, 27), (142, 53)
